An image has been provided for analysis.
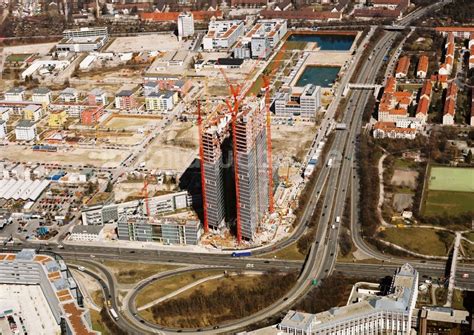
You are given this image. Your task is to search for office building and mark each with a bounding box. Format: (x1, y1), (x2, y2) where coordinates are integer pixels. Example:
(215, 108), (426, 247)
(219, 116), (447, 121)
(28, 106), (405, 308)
(117, 215), (202, 245)
(0, 249), (99, 335)
(56, 27), (109, 52)
(279, 263), (419, 335)
(203, 20), (245, 50)
(81, 191), (193, 225)
(274, 84), (321, 120)
(200, 97), (270, 241)
(15, 120), (37, 141)
(177, 12), (194, 39)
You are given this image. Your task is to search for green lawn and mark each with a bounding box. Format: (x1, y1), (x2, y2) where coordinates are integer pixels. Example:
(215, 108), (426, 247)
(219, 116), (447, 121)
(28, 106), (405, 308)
(6, 53), (33, 62)
(393, 158), (418, 170)
(428, 166), (474, 192)
(381, 227), (454, 256)
(464, 232), (474, 243)
(423, 190), (474, 216)
(102, 260), (180, 285)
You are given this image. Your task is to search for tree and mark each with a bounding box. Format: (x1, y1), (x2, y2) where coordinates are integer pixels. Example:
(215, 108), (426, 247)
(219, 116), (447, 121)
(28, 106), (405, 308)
(466, 150), (472, 164)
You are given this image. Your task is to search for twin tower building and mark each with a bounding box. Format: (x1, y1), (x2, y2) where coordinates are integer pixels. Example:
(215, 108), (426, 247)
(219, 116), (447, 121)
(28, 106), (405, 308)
(200, 97), (271, 242)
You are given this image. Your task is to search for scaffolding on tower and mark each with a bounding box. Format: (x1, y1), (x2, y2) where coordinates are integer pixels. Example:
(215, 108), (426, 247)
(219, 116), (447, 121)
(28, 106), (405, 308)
(197, 101), (209, 233)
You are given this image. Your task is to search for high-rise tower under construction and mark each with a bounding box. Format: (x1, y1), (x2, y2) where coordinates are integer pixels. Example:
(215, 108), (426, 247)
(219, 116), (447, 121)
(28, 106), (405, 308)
(199, 97), (270, 241)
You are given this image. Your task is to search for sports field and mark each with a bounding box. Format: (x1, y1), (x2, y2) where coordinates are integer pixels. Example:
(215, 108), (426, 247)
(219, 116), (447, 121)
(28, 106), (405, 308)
(423, 166), (474, 216)
(428, 167), (474, 192)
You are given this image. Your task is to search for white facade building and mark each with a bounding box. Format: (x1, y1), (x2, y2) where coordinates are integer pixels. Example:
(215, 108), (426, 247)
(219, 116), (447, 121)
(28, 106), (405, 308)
(279, 263), (419, 335)
(0, 107), (11, 122)
(15, 120), (37, 141)
(203, 20), (245, 50)
(32, 87), (52, 105)
(178, 12), (195, 39)
(0, 120), (6, 139)
(4, 87), (26, 101)
(274, 84), (321, 120)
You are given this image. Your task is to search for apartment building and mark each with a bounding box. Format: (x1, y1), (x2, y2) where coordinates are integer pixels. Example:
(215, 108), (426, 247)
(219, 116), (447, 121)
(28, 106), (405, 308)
(471, 88), (474, 127)
(274, 84), (321, 121)
(0, 107), (11, 122)
(4, 87), (26, 101)
(22, 104), (42, 122)
(439, 33), (455, 76)
(234, 19), (287, 59)
(279, 263), (419, 335)
(115, 90), (137, 110)
(395, 56), (410, 79)
(203, 20), (245, 50)
(59, 87), (79, 103)
(80, 107), (103, 125)
(15, 120), (37, 141)
(88, 88), (108, 106)
(443, 81), (458, 125)
(416, 55), (429, 79)
(145, 91), (177, 112)
(0, 120), (6, 139)
(177, 12), (194, 39)
(415, 80), (432, 122)
(32, 87), (52, 105)
(48, 110), (68, 127)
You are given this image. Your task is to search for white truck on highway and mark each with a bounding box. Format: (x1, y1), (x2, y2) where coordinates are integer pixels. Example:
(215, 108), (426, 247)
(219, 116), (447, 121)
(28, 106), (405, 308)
(327, 158), (333, 167)
(335, 216), (341, 223)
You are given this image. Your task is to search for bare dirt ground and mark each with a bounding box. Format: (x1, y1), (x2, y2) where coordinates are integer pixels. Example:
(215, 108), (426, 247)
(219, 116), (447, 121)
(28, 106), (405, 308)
(391, 169), (418, 188)
(106, 34), (192, 53)
(3, 42), (56, 56)
(393, 193), (414, 212)
(0, 145), (129, 168)
(103, 116), (161, 131)
(272, 123), (316, 162)
(142, 121), (198, 172)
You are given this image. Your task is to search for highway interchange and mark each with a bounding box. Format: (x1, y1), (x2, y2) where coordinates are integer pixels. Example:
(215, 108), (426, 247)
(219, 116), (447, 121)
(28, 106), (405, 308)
(3, 1), (472, 334)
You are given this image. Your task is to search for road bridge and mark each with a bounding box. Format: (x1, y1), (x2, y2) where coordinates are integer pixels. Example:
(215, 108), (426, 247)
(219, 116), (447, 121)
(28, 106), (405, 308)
(343, 83), (382, 97)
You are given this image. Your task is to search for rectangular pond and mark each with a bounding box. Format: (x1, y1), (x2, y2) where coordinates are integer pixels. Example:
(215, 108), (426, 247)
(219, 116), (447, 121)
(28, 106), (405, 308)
(286, 33), (355, 51)
(295, 66), (341, 88)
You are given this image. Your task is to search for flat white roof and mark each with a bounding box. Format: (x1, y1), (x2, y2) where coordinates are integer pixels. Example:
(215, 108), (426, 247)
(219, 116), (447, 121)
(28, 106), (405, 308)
(0, 284), (61, 335)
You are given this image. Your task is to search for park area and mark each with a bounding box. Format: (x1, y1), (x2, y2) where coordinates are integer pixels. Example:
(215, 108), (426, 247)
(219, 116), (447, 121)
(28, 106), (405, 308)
(423, 166), (474, 216)
(380, 227), (454, 257)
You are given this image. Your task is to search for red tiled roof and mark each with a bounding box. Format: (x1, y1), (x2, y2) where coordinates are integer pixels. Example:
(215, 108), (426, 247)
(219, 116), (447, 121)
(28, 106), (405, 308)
(417, 55), (429, 74)
(420, 80), (432, 98)
(396, 56), (410, 75)
(140, 10), (222, 21)
(416, 97), (430, 116)
(385, 77), (397, 94)
(435, 27), (474, 33)
(353, 8), (401, 18)
(260, 9), (341, 20)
